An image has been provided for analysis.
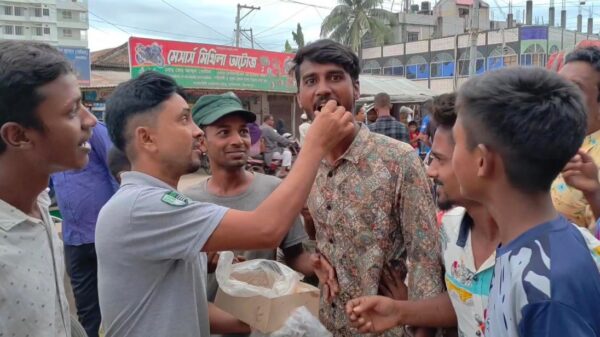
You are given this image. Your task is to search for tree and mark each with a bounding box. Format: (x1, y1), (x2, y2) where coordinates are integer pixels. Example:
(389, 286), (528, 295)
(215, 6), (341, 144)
(284, 40), (294, 53)
(292, 23), (305, 49)
(320, 0), (397, 54)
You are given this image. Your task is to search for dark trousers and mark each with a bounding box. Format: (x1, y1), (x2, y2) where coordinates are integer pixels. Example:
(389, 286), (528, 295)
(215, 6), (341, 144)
(64, 243), (101, 337)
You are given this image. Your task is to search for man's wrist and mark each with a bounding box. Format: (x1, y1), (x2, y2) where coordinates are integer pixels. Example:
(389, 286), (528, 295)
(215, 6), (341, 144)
(393, 300), (408, 326)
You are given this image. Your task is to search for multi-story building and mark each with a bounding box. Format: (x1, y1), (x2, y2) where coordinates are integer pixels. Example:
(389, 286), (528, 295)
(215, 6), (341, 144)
(362, 3), (599, 94)
(0, 0), (88, 48)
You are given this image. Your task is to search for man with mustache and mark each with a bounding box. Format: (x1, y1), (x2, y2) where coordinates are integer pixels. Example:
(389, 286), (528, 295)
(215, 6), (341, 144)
(346, 93), (500, 337)
(94, 71), (354, 337)
(292, 39), (443, 336)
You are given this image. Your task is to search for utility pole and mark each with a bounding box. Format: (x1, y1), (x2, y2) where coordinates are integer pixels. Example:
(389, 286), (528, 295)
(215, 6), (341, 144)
(469, 0), (480, 77)
(240, 28), (254, 48)
(235, 4), (260, 47)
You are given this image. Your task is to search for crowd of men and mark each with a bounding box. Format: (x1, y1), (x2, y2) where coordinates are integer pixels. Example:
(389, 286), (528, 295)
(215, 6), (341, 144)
(1, 37), (600, 337)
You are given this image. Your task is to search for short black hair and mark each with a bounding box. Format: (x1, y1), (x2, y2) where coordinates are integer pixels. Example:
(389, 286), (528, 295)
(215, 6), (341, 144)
(408, 121), (418, 127)
(0, 41), (73, 154)
(107, 147), (130, 181)
(291, 39), (360, 87)
(565, 45), (600, 72)
(433, 93), (457, 129)
(457, 67), (587, 193)
(105, 71), (185, 152)
(564, 46), (600, 102)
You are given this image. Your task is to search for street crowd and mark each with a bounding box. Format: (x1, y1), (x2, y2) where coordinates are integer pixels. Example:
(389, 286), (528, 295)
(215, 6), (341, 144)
(1, 37), (600, 337)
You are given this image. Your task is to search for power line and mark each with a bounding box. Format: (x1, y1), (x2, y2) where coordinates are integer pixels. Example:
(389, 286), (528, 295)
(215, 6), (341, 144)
(255, 6), (309, 36)
(88, 18), (233, 44)
(278, 0), (332, 10)
(159, 0), (232, 40)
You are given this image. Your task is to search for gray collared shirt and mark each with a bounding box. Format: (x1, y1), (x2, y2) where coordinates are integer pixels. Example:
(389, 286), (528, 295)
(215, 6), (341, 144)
(0, 191), (70, 337)
(96, 171), (228, 337)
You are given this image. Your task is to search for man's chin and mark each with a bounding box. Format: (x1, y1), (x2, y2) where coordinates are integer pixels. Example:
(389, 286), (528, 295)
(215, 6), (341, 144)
(224, 161), (247, 169)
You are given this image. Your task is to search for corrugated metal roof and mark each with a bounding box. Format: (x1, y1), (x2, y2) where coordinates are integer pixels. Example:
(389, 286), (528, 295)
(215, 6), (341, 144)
(358, 75), (436, 103)
(83, 70), (130, 88)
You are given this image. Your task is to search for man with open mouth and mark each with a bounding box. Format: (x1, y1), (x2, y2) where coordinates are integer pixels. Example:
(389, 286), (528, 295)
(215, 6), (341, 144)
(291, 39), (444, 337)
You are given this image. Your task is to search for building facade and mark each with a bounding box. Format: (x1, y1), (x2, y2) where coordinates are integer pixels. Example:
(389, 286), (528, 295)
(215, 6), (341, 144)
(362, 25), (600, 94)
(0, 0), (88, 48)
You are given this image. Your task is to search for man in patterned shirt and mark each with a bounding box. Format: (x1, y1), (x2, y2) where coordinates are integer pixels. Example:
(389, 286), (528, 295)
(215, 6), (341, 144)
(291, 39), (444, 336)
(368, 92), (409, 143)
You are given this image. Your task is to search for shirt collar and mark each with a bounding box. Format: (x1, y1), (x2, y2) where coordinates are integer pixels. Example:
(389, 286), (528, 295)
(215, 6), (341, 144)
(376, 116), (395, 122)
(0, 194), (47, 231)
(121, 171), (175, 190)
(325, 123), (371, 166)
(582, 128), (600, 151)
(456, 212), (474, 248)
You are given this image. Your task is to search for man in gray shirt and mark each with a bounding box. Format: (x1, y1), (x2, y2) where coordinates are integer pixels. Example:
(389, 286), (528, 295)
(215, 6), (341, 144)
(95, 71), (354, 337)
(260, 115), (293, 169)
(183, 93), (314, 312)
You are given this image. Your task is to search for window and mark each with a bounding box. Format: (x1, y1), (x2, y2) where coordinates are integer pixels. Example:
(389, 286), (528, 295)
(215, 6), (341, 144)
(15, 26), (23, 35)
(458, 51), (485, 76)
(406, 55), (429, 79)
(520, 44), (547, 67)
(34, 7), (42, 17)
(430, 52), (455, 78)
(44, 27), (50, 34)
(3, 25), (13, 34)
(458, 8), (469, 17)
(487, 46), (518, 71)
(80, 29), (87, 40)
(14, 7), (25, 16)
(383, 58), (404, 76)
(62, 28), (72, 37)
(43, 8), (49, 16)
(4, 6), (13, 15)
(407, 32), (419, 42)
(62, 10), (72, 19)
(34, 26), (43, 36)
(362, 60), (382, 75)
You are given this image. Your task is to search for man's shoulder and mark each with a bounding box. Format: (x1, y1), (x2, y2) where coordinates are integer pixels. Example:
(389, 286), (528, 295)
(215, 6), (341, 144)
(368, 131), (415, 155)
(253, 172), (281, 190)
(181, 179), (209, 201)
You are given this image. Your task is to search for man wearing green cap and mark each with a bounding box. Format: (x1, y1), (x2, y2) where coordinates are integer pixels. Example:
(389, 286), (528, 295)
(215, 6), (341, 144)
(95, 71), (354, 337)
(184, 92), (314, 337)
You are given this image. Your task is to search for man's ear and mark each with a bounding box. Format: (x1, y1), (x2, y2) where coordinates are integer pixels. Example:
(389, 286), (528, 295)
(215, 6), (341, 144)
(0, 122), (34, 150)
(296, 94), (303, 109)
(476, 144), (495, 179)
(134, 126), (158, 153)
(353, 80), (360, 101)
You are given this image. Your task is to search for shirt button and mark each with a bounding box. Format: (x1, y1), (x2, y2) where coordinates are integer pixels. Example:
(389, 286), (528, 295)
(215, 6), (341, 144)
(473, 275), (478, 282)
(327, 171), (333, 178)
(326, 205), (332, 211)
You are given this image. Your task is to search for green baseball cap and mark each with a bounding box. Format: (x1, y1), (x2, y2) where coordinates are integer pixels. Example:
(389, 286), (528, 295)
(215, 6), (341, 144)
(192, 92), (256, 126)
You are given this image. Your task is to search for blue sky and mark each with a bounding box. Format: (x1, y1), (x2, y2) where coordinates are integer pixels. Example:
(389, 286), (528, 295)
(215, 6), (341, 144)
(89, 0), (600, 51)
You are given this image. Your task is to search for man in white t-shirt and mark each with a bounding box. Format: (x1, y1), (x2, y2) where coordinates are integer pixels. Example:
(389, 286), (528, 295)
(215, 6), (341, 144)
(298, 113), (311, 146)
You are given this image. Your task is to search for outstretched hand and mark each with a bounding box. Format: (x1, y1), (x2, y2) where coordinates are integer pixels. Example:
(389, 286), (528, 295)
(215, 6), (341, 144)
(345, 296), (401, 333)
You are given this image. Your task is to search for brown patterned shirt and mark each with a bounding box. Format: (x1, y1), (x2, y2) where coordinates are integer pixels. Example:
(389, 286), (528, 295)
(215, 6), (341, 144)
(308, 125), (444, 336)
